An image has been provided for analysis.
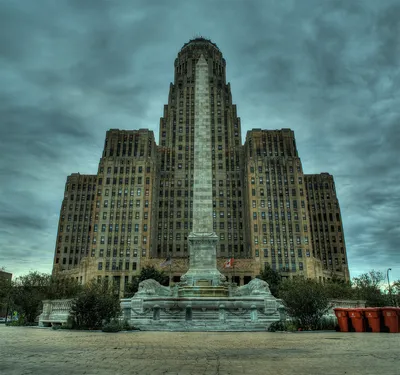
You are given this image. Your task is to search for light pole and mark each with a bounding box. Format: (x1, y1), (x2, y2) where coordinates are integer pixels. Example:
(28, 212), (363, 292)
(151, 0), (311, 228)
(387, 268), (392, 305)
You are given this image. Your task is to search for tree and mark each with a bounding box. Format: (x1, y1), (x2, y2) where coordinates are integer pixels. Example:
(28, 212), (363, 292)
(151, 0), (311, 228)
(124, 266), (168, 297)
(352, 270), (390, 307)
(257, 264), (281, 298)
(46, 275), (82, 300)
(389, 279), (400, 307)
(0, 270), (12, 317)
(279, 278), (330, 330)
(70, 280), (121, 329)
(324, 276), (354, 299)
(9, 271), (82, 324)
(11, 272), (51, 323)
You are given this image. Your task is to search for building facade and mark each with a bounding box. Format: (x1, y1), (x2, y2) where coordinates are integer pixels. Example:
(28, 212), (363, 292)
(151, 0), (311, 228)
(53, 173), (97, 275)
(304, 173), (350, 281)
(52, 38), (349, 292)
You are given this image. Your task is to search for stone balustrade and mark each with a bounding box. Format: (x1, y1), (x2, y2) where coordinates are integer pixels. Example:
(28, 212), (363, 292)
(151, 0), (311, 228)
(39, 299), (74, 327)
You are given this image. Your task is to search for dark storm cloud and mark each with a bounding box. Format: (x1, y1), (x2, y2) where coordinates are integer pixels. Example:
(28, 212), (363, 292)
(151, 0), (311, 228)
(0, 0), (398, 280)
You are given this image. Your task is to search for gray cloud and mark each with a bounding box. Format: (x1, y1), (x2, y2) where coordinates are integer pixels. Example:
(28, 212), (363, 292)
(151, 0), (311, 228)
(0, 0), (399, 280)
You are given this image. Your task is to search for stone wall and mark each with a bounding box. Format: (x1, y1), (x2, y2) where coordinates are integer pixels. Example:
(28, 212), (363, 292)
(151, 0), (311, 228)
(39, 299), (74, 327)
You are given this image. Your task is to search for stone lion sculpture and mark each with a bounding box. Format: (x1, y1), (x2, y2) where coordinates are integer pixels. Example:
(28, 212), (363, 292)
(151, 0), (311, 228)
(232, 278), (271, 296)
(135, 279), (171, 297)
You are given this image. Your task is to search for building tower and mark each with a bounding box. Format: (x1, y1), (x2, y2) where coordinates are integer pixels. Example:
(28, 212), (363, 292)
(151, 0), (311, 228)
(243, 129), (313, 278)
(156, 38), (246, 263)
(304, 173), (350, 281)
(53, 173), (97, 273)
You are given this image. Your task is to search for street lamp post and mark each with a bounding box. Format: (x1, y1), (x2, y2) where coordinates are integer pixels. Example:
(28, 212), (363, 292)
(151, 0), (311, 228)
(387, 268), (392, 305)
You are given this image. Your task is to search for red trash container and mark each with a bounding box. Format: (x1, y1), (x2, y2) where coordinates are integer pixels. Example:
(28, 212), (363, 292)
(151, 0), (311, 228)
(363, 308), (381, 332)
(334, 308), (349, 332)
(381, 307), (400, 333)
(348, 308), (365, 332)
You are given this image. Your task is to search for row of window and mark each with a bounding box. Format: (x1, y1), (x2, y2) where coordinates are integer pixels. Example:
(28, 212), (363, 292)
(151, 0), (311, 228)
(94, 223), (147, 233)
(98, 261), (138, 271)
(250, 176), (303, 185)
(252, 223), (308, 233)
(100, 166), (150, 174)
(254, 236), (309, 245)
(99, 177), (150, 185)
(96, 248), (142, 257)
(67, 183), (96, 192)
(249, 165), (301, 174)
(93, 235), (147, 245)
(102, 199), (149, 208)
(257, 248), (304, 258)
(99, 210), (148, 221)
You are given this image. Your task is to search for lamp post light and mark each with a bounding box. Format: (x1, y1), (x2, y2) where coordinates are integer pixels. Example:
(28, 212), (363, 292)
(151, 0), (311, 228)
(387, 268), (392, 305)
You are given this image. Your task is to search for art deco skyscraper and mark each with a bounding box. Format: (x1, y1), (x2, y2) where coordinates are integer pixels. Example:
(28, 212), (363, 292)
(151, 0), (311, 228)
(156, 39), (245, 261)
(52, 38), (350, 290)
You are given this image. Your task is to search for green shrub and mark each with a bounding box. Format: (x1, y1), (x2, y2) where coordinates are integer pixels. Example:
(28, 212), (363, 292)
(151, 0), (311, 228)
(268, 320), (288, 332)
(102, 320), (122, 332)
(257, 264), (282, 298)
(279, 278), (330, 330)
(315, 317), (337, 331)
(71, 280), (121, 330)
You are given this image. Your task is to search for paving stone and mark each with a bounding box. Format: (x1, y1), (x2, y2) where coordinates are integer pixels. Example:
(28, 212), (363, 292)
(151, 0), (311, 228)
(0, 326), (399, 375)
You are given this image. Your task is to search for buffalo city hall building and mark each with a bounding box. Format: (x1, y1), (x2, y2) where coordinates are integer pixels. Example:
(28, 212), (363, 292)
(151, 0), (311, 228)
(52, 38), (350, 293)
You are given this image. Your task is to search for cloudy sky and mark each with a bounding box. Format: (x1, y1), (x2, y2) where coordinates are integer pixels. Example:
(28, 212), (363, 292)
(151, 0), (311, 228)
(0, 0), (399, 282)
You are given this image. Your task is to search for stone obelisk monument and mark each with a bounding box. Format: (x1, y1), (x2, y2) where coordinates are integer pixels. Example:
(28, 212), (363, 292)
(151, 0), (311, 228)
(181, 55), (225, 287)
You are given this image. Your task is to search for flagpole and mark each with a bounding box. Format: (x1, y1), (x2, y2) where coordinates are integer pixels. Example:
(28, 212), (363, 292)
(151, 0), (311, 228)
(233, 257), (236, 285)
(169, 258), (172, 286)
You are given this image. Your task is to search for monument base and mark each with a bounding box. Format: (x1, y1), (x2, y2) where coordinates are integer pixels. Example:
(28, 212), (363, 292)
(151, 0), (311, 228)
(121, 279), (283, 331)
(181, 232), (226, 286)
(178, 285), (229, 297)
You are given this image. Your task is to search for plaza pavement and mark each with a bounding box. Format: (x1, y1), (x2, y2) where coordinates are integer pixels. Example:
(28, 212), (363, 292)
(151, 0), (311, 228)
(0, 325), (399, 375)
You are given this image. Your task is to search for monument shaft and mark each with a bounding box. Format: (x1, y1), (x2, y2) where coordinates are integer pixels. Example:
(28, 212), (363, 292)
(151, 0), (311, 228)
(192, 55), (213, 233)
(181, 55), (224, 286)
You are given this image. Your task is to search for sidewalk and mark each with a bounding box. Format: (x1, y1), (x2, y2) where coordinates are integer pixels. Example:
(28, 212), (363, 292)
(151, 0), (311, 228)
(1, 325), (399, 375)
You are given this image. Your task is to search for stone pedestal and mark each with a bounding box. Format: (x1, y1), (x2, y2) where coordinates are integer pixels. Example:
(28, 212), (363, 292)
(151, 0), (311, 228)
(181, 232), (225, 286)
(122, 295), (282, 332)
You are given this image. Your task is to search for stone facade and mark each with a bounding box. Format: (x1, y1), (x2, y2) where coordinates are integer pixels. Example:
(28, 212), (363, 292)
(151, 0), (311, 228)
(243, 129), (315, 279)
(52, 38), (350, 292)
(305, 173), (350, 281)
(53, 174), (97, 274)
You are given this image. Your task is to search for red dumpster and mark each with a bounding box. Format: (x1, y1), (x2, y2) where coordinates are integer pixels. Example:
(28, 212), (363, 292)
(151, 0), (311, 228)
(381, 307), (400, 333)
(334, 308), (349, 332)
(348, 308), (365, 332)
(363, 308), (381, 332)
